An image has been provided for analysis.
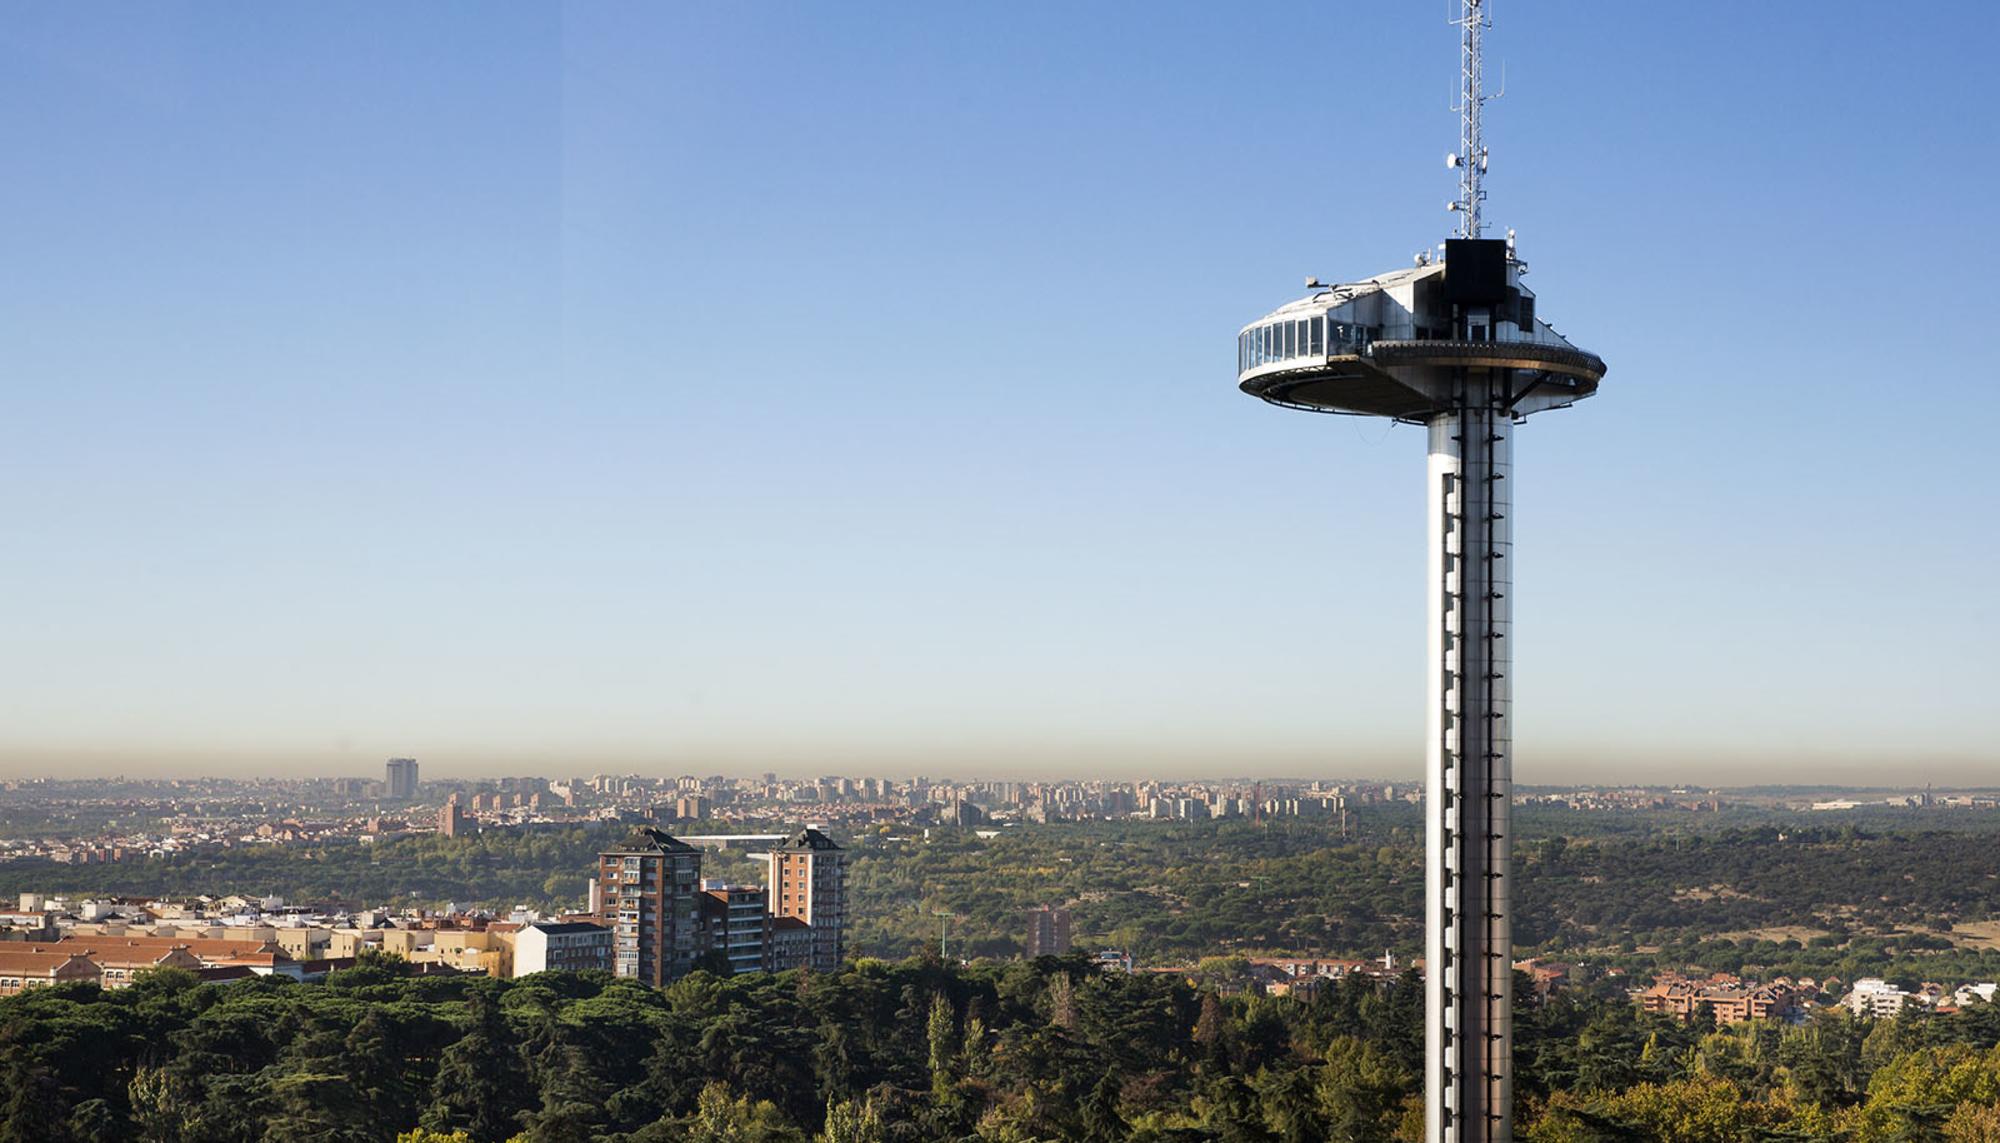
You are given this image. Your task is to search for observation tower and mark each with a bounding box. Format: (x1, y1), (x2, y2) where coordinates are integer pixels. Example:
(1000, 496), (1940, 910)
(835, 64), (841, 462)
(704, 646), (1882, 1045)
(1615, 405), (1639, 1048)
(1232, 3), (1604, 1140)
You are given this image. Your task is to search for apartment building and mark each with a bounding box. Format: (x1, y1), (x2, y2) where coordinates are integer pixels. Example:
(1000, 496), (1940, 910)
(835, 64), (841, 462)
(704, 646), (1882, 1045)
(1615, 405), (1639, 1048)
(1026, 907), (1072, 958)
(1639, 974), (1799, 1024)
(767, 916), (813, 973)
(513, 921), (614, 976)
(697, 886), (772, 976)
(597, 829), (703, 986)
(768, 827), (846, 972)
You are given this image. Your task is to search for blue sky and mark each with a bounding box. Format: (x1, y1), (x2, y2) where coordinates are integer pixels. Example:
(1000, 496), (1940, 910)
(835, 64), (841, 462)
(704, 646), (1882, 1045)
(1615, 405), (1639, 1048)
(3, 2), (1993, 783)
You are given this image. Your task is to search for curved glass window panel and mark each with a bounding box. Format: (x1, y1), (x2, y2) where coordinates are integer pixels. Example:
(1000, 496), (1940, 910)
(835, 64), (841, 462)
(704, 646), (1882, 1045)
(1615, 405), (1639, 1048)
(1260, 325), (1270, 365)
(1310, 316), (1323, 355)
(1283, 321), (1295, 359)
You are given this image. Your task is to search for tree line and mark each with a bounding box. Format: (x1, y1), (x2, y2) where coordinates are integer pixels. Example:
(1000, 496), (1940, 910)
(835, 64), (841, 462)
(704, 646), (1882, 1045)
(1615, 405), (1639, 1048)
(11, 953), (2000, 1140)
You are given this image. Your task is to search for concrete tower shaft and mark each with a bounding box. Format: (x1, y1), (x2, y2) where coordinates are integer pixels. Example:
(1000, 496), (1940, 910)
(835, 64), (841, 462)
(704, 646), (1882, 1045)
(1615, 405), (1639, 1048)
(1426, 378), (1513, 1143)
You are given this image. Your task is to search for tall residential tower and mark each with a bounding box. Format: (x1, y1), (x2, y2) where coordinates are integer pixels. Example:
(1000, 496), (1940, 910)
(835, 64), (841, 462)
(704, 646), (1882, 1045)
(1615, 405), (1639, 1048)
(768, 827), (847, 971)
(1233, 3), (1604, 1139)
(384, 757), (419, 800)
(597, 828), (703, 986)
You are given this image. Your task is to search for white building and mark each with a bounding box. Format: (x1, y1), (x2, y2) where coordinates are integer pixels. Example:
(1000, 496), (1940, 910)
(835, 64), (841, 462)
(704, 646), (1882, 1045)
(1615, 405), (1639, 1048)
(512, 921), (613, 977)
(1844, 978), (1915, 1017)
(1955, 982), (1999, 1007)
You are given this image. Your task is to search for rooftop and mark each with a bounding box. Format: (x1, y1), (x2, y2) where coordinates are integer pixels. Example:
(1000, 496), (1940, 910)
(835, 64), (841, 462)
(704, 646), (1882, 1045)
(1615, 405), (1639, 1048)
(524, 921), (610, 935)
(603, 827), (698, 855)
(776, 827), (843, 852)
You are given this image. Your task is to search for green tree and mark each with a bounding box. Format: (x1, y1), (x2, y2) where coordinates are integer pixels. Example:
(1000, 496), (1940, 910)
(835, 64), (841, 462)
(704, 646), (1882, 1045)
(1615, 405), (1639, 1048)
(421, 990), (530, 1142)
(1315, 1035), (1411, 1143)
(927, 993), (960, 1087)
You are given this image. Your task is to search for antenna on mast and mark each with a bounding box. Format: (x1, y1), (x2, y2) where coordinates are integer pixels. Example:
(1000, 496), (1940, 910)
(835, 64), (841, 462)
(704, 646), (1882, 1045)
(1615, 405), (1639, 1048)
(1446, 0), (1491, 239)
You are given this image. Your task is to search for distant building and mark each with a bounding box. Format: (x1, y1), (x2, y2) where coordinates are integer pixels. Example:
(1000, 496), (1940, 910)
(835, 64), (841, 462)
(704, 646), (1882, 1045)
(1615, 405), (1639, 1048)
(439, 797), (471, 838)
(46, 936), (293, 984)
(768, 828), (847, 971)
(0, 949), (102, 995)
(1640, 973), (1799, 1024)
(1026, 907), (1072, 958)
(1956, 982), (1999, 1007)
(1514, 958), (1577, 1000)
(598, 829), (703, 986)
(513, 921), (613, 976)
(1845, 978), (1917, 1018)
(385, 758), (419, 800)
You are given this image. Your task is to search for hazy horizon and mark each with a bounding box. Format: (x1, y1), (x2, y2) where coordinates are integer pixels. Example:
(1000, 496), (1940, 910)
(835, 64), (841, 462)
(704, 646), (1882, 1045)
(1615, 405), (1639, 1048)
(5, 3), (1994, 785)
(2, 741), (1993, 790)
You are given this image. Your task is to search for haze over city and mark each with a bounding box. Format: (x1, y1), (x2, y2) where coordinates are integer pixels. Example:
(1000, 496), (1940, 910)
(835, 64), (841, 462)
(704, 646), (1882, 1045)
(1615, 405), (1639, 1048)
(4, 2), (1994, 784)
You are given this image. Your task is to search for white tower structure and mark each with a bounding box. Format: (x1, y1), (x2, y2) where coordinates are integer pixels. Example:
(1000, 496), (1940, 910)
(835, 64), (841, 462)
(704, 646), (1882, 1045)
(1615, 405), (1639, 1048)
(1233, 4), (1604, 1139)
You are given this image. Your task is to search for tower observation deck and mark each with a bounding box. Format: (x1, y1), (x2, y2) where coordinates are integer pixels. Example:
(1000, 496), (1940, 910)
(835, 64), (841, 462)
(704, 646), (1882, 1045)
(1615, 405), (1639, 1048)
(1233, 4), (1604, 1141)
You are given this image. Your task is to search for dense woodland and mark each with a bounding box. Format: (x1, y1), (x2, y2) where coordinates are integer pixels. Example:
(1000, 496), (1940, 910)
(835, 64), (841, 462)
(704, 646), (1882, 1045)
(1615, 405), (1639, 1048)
(10, 810), (2000, 981)
(10, 955), (2000, 1141)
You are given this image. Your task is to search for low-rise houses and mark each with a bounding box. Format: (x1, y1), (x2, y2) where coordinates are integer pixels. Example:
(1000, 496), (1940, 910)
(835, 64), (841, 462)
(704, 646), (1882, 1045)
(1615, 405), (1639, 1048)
(1630, 974), (2000, 1023)
(1956, 982), (1999, 1007)
(1841, 977), (1958, 1017)
(0, 892), (617, 983)
(1638, 973), (1802, 1024)
(0, 948), (102, 995)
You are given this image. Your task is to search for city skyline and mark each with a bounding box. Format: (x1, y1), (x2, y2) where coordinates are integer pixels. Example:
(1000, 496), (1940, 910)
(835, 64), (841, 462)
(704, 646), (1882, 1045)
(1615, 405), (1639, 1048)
(5, 3), (1995, 784)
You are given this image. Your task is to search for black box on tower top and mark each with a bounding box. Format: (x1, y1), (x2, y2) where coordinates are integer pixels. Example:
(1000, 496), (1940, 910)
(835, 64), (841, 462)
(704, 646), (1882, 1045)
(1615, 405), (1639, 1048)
(1443, 238), (1509, 305)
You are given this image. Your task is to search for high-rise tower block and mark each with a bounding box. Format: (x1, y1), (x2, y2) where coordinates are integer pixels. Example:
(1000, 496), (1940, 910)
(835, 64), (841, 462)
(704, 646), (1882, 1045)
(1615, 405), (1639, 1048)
(768, 827), (847, 972)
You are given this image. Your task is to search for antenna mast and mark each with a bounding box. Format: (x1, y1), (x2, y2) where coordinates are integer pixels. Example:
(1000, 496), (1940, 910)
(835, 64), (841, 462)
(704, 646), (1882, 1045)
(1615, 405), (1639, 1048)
(1451, 0), (1490, 239)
